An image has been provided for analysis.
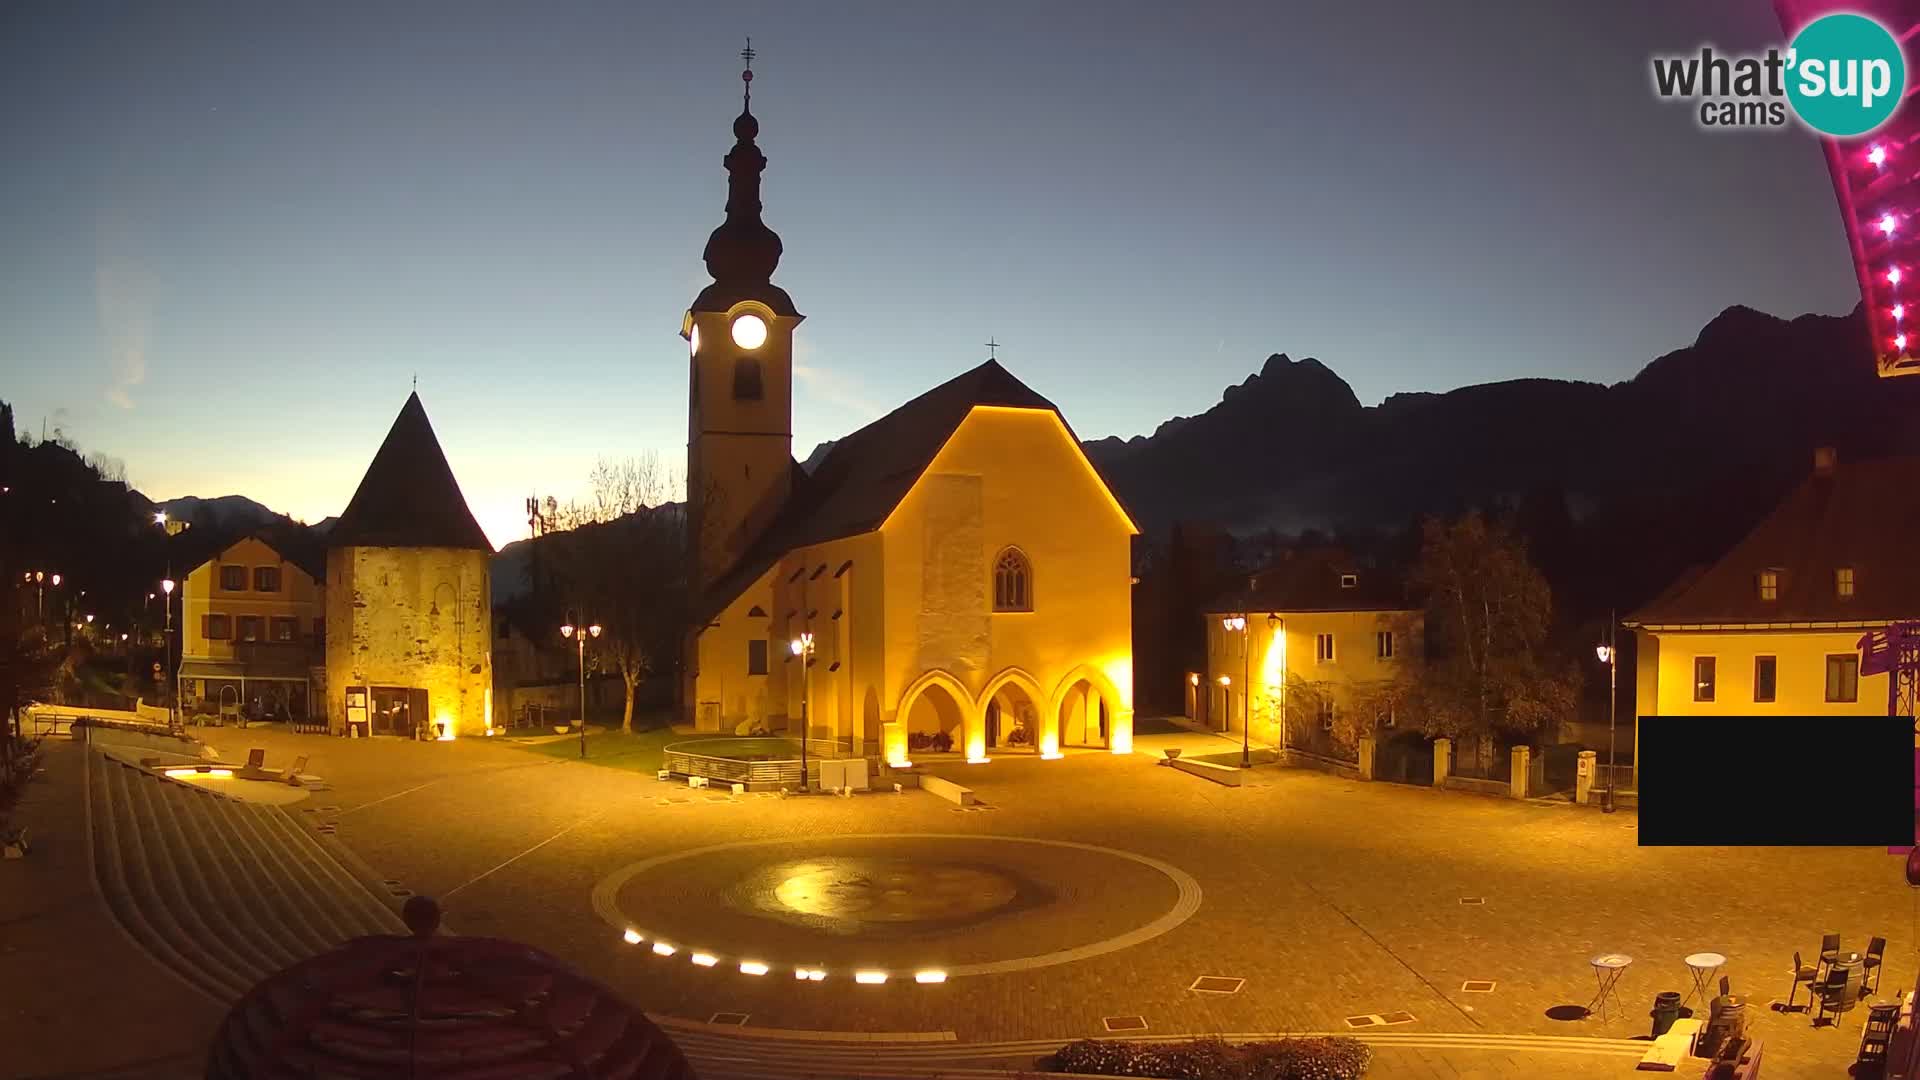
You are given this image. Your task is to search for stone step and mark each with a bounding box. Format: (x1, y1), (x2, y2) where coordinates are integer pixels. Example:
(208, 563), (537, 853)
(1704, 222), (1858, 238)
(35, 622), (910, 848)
(249, 801), (402, 940)
(158, 772), (309, 974)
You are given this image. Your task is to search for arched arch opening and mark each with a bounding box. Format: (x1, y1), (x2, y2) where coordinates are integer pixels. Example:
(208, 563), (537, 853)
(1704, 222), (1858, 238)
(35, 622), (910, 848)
(981, 668), (1047, 755)
(1051, 665), (1130, 753)
(898, 670), (973, 757)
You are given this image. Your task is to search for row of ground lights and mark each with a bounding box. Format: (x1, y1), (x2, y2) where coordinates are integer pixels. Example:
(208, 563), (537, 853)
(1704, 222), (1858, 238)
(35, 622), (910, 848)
(622, 928), (946, 984)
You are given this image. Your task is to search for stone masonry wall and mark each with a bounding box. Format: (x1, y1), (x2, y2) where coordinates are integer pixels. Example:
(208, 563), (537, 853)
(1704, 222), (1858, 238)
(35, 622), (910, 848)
(324, 545), (492, 737)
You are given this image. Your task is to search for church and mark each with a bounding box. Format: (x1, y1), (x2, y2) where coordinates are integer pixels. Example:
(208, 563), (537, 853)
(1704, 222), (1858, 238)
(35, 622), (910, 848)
(680, 57), (1138, 765)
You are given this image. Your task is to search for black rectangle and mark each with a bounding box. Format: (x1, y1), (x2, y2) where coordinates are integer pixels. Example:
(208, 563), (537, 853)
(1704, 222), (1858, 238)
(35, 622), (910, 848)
(1637, 716), (1911, 846)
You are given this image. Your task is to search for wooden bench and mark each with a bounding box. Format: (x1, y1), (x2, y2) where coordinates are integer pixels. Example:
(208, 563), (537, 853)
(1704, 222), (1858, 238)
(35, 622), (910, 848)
(1171, 758), (1245, 787)
(921, 775), (975, 806)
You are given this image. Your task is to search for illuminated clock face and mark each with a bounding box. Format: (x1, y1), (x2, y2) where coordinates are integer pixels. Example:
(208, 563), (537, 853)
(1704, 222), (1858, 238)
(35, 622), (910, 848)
(689, 324), (701, 355)
(731, 313), (768, 350)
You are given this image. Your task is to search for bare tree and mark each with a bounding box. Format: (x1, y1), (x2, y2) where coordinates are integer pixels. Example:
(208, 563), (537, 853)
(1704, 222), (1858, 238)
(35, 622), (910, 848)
(545, 456), (688, 734)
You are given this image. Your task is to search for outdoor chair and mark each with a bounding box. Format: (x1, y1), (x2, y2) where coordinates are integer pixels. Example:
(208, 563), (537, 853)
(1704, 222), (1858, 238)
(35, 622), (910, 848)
(1818, 933), (1842, 980)
(244, 749), (266, 772)
(1863, 936), (1887, 995)
(280, 755), (309, 786)
(1720, 975), (1731, 999)
(1785, 951), (1819, 1012)
(1814, 967), (1849, 1026)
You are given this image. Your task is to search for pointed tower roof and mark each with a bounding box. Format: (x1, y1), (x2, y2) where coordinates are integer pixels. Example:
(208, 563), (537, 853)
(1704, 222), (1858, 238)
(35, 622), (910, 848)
(693, 41), (799, 317)
(328, 393), (492, 552)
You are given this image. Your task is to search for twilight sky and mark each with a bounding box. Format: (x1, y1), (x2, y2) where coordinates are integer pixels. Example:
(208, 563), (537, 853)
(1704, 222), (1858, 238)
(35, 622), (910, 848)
(0, 1), (1864, 549)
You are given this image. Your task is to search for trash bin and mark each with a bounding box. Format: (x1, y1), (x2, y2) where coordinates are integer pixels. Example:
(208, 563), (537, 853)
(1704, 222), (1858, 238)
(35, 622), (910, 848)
(1651, 991), (1683, 1037)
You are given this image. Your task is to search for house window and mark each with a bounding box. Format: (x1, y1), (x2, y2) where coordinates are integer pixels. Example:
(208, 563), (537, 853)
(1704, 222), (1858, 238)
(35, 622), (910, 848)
(1754, 656), (1777, 703)
(732, 358), (763, 400)
(1376, 631), (1394, 659)
(254, 566), (281, 593)
(206, 614), (231, 640)
(747, 638), (769, 676)
(220, 565), (246, 592)
(237, 616), (262, 643)
(1693, 657), (1715, 702)
(1318, 698), (1336, 731)
(271, 617), (297, 643)
(1826, 654), (1859, 703)
(1315, 633), (1335, 663)
(1758, 569), (1779, 601)
(993, 547), (1033, 612)
(1340, 574), (1358, 589)
(1836, 567), (1856, 599)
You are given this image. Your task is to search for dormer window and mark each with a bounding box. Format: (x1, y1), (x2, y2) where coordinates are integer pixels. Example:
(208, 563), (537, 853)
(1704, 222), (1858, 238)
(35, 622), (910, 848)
(1340, 574), (1358, 589)
(1836, 567), (1856, 599)
(1758, 569), (1780, 601)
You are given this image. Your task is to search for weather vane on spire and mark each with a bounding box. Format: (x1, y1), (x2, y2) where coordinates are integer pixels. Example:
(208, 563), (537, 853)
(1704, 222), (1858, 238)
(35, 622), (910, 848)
(741, 37), (755, 111)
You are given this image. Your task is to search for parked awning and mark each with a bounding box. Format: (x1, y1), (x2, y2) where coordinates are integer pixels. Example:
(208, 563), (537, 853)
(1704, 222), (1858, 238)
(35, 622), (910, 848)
(178, 659), (312, 682)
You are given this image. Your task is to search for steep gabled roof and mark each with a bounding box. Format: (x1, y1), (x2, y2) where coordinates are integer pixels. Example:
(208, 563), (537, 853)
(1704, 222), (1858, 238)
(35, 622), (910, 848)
(698, 359), (1125, 623)
(1627, 454), (1920, 626)
(328, 393), (492, 552)
(171, 519), (327, 584)
(1203, 548), (1414, 615)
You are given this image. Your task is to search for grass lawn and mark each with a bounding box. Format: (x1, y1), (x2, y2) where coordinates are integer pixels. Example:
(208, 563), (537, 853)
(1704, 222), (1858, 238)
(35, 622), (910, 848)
(508, 726), (683, 774)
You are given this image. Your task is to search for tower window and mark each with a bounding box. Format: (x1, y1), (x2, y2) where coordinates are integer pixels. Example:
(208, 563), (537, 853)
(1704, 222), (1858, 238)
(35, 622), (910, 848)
(732, 358), (763, 400)
(993, 547), (1033, 612)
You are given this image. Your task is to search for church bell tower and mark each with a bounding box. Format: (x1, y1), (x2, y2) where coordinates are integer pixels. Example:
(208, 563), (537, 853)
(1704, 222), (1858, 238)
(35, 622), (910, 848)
(684, 41), (803, 600)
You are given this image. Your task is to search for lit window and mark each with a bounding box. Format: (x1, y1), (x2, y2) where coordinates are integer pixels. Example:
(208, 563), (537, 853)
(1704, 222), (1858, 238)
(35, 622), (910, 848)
(1826, 655), (1859, 703)
(1836, 567), (1855, 599)
(253, 566), (281, 593)
(220, 565), (246, 592)
(747, 639), (769, 676)
(1315, 633), (1335, 663)
(1376, 631), (1394, 659)
(993, 548), (1033, 612)
(1754, 656), (1776, 703)
(236, 616), (262, 643)
(271, 617), (297, 643)
(1758, 570), (1779, 601)
(1693, 657), (1715, 703)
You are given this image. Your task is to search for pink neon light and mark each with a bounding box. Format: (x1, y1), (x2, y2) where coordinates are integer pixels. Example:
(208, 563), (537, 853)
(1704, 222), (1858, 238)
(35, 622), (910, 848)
(1870, 145), (1888, 167)
(1896, 304), (1906, 320)
(1891, 268), (1904, 285)
(1882, 215), (1899, 236)
(1898, 334), (1909, 351)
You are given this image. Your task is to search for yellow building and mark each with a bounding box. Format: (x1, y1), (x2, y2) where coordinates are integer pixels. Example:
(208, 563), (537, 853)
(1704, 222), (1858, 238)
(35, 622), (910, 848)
(1200, 550), (1422, 755)
(681, 71), (1138, 763)
(1623, 449), (1919, 785)
(324, 393), (494, 739)
(176, 526), (326, 722)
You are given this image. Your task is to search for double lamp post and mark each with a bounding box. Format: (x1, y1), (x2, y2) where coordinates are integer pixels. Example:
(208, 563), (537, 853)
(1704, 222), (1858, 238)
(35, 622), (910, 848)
(561, 618), (601, 759)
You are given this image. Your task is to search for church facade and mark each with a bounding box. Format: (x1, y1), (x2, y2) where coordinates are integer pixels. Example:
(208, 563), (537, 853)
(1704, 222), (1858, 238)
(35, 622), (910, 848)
(680, 64), (1137, 763)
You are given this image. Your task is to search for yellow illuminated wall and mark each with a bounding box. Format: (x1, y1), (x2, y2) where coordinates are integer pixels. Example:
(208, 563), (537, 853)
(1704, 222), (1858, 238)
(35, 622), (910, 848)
(1204, 607), (1421, 748)
(690, 405), (1138, 758)
(181, 536), (325, 664)
(324, 545), (492, 737)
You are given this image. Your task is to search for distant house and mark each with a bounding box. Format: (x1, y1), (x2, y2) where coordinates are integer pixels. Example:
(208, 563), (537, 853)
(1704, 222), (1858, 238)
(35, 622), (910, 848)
(1624, 448), (1920, 786)
(176, 525), (326, 722)
(1200, 550), (1422, 757)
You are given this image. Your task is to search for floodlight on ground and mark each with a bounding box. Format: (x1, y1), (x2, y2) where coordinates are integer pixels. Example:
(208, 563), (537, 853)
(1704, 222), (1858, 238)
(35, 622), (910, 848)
(739, 961), (769, 976)
(622, 929), (643, 945)
(651, 942), (676, 957)
(794, 967), (826, 981)
(690, 953), (718, 967)
(914, 971), (947, 984)
(854, 971), (887, 985)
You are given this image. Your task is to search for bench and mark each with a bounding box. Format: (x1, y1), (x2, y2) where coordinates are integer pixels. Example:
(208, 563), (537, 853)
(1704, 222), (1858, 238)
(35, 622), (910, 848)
(1171, 758), (1245, 787)
(1637, 1017), (1702, 1071)
(921, 775), (975, 806)
(281, 755), (310, 786)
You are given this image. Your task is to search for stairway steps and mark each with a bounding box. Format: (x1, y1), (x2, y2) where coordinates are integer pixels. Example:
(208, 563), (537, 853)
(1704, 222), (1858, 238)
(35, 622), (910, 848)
(182, 777), (341, 965)
(253, 805), (403, 939)
(118, 765), (260, 996)
(153, 775), (302, 977)
(96, 758), (251, 1002)
(213, 790), (362, 952)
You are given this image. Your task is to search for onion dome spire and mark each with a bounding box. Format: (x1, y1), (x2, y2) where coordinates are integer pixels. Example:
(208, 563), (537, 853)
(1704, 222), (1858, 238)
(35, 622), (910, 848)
(702, 38), (783, 288)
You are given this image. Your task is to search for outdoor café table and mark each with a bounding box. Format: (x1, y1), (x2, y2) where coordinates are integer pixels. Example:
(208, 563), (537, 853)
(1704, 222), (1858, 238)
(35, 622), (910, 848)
(1683, 952), (1727, 1011)
(1588, 953), (1633, 1022)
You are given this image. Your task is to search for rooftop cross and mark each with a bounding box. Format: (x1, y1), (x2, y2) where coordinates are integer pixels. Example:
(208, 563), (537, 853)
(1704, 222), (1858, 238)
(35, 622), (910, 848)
(741, 37), (755, 111)
(985, 337), (1000, 361)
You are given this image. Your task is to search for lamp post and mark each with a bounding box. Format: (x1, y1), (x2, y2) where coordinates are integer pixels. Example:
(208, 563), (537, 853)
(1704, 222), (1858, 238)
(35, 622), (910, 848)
(791, 632), (814, 792)
(562, 619), (601, 760)
(161, 577), (175, 720)
(1222, 615), (1250, 768)
(1595, 613), (1618, 814)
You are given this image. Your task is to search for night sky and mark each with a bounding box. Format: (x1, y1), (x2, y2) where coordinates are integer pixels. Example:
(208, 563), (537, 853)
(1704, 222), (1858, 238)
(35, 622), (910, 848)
(0, 1), (1864, 548)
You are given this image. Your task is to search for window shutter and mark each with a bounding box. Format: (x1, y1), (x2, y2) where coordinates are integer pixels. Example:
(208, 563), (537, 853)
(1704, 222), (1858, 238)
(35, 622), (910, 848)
(202, 614), (210, 638)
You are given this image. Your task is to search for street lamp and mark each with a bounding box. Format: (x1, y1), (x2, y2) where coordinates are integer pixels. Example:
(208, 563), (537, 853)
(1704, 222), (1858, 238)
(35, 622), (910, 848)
(161, 578), (175, 719)
(1595, 613), (1618, 814)
(791, 632), (815, 792)
(1222, 615), (1251, 768)
(561, 620), (601, 759)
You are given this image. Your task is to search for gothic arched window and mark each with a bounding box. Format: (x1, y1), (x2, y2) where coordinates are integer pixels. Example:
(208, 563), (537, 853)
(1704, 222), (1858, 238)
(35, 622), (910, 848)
(993, 547), (1033, 612)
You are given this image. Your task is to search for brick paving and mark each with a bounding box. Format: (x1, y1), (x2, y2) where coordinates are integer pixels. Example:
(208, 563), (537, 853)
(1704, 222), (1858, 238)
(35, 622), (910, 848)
(201, 727), (1899, 1077)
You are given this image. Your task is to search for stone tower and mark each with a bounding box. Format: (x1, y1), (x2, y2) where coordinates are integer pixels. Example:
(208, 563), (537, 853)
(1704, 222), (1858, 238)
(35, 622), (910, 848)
(683, 49), (803, 603)
(324, 393), (494, 739)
